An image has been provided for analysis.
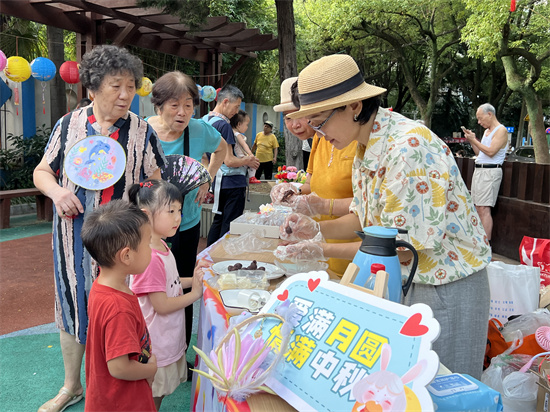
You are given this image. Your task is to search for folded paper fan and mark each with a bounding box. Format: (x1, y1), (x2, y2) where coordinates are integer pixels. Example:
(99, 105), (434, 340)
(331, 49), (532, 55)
(161, 154), (211, 196)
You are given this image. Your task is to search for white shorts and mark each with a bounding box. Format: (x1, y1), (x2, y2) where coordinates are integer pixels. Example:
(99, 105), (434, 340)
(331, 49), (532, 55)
(151, 354), (187, 398)
(471, 167), (503, 207)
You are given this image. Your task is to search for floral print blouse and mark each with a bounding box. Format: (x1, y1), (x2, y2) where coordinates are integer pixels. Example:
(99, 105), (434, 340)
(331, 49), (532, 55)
(350, 108), (491, 285)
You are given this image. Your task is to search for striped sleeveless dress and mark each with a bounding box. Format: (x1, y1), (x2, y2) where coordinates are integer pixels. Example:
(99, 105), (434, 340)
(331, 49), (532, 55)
(44, 106), (165, 344)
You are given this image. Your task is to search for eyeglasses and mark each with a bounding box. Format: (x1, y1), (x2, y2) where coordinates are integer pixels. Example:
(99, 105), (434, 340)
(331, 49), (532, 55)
(308, 109), (337, 136)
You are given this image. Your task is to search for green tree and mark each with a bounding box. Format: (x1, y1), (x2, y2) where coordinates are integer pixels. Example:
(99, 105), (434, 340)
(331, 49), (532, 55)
(0, 16), (46, 59)
(300, 0), (466, 128)
(462, 0), (550, 163)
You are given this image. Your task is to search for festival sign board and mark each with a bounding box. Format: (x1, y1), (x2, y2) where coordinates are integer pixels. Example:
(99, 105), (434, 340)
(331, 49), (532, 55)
(258, 271), (440, 412)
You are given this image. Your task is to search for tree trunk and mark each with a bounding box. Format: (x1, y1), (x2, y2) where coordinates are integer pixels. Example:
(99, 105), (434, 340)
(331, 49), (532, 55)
(524, 93), (550, 164)
(501, 55), (550, 164)
(275, 0), (301, 168)
(47, 26), (66, 127)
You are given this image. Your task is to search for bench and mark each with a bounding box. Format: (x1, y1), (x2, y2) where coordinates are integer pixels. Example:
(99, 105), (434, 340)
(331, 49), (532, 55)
(0, 188), (53, 229)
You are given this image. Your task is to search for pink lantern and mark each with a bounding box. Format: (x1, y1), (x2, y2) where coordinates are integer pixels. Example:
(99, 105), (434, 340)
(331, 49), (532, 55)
(0, 50), (6, 72)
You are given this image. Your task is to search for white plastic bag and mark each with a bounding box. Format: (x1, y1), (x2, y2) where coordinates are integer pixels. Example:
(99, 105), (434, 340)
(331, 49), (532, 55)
(487, 261), (540, 321)
(481, 351), (538, 412)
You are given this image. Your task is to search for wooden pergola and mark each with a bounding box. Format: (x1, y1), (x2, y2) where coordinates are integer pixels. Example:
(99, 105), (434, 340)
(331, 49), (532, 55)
(1, 0), (278, 87)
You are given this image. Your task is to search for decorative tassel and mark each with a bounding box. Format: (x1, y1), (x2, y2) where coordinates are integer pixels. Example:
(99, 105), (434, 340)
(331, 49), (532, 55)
(67, 84), (73, 112)
(42, 82), (47, 115)
(510, 0), (516, 12)
(14, 85), (19, 116)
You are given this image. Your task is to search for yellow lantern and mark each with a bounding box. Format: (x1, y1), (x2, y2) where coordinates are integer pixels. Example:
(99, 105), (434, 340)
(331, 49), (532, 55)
(4, 56), (32, 115)
(4, 56), (31, 82)
(136, 77), (152, 96)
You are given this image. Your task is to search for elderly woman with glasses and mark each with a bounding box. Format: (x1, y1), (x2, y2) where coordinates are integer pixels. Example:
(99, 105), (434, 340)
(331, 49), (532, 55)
(34, 45), (166, 412)
(278, 54), (491, 379)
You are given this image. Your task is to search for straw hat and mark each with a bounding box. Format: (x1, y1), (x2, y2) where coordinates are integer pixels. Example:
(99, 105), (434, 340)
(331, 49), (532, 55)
(273, 77), (298, 112)
(287, 55), (386, 119)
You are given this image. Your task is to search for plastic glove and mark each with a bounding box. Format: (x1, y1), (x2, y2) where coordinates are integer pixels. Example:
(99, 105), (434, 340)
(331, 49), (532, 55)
(280, 213), (322, 242)
(270, 183), (299, 205)
(290, 193), (328, 217)
(274, 240), (326, 262)
(223, 229), (275, 255)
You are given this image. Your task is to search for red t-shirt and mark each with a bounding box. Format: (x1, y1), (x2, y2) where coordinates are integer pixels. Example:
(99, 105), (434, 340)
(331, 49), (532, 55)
(85, 281), (156, 411)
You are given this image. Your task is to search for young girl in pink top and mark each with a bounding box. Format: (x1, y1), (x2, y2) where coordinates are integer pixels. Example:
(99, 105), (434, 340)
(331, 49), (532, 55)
(128, 179), (208, 410)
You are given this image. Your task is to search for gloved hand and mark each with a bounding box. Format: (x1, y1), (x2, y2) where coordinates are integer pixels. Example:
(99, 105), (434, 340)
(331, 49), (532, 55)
(274, 240), (326, 262)
(270, 183), (299, 205)
(290, 193), (328, 217)
(279, 213), (323, 242)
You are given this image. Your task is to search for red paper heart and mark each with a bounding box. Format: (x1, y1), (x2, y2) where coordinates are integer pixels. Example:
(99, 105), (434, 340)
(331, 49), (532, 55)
(399, 313), (429, 337)
(277, 290), (289, 301)
(308, 278), (321, 292)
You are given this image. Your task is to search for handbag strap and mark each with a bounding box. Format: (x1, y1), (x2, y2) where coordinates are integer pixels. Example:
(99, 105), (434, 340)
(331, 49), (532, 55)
(183, 126), (189, 157)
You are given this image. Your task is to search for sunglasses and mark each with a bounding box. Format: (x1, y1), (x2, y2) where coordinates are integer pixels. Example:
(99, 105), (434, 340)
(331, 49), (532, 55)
(308, 109), (338, 136)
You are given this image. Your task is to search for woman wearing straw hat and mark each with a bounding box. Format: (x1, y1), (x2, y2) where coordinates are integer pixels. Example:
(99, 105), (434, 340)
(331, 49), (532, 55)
(272, 76), (357, 276)
(278, 54), (491, 379)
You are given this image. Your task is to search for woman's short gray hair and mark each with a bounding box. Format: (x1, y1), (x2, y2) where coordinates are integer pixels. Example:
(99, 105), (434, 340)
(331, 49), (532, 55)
(79, 45), (143, 92)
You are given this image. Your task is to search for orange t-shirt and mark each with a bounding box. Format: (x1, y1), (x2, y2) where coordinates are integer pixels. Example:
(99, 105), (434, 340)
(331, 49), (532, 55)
(307, 134), (358, 275)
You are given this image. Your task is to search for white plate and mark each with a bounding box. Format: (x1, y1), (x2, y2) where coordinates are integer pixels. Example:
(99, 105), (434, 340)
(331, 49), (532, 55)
(219, 289), (271, 316)
(211, 260), (283, 280)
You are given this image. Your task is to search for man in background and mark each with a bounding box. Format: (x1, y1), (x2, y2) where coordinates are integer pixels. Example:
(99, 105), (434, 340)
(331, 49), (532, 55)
(204, 85), (259, 245)
(463, 103), (508, 242)
(252, 121), (279, 180)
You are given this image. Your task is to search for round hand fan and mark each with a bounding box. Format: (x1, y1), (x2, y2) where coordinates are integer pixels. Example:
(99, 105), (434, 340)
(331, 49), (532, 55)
(64, 135), (126, 190)
(161, 154), (211, 196)
(536, 326), (550, 351)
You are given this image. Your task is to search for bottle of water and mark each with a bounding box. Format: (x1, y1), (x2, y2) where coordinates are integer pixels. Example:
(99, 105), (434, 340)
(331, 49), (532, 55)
(365, 263), (389, 299)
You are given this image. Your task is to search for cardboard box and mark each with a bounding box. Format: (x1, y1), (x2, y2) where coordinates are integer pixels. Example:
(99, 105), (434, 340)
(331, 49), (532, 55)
(537, 359), (550, 411)
(229, 220), (280, 239)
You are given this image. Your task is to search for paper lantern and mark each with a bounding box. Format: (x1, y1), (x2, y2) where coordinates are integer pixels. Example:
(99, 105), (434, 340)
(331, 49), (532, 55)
(59, 61), (79, 84)
(59, 61), (79, 112)
(215, 87), (221, 101)
(31, 57), (57, 115)
(0, 50), (6, 72)
(136, 77), (152, 96)
(4, 56), (31, 82)
(4, 56), (31, 116)
(31, 57), (56, 81)
(201, 85), (217, 102)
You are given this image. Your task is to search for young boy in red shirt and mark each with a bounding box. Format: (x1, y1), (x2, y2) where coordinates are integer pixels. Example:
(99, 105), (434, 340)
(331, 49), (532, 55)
(81, 200), (158, 411)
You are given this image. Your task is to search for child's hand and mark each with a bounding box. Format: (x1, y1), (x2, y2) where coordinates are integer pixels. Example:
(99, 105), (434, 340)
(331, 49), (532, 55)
(147, 353), (157, 387)
(191, 265), (205, 298)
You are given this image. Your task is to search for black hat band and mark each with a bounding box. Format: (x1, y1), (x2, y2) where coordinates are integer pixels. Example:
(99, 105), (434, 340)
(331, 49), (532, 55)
(299, 72), (364, 106)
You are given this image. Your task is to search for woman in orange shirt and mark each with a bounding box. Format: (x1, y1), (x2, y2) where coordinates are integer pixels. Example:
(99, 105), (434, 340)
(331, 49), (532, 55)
(273, 77), (357, 275)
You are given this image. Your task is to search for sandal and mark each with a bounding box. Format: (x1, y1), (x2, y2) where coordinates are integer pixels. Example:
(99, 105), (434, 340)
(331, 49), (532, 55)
(38, 387), (83, 412)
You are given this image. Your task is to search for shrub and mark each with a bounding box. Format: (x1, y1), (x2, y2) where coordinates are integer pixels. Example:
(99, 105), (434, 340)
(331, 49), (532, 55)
(0, 125), (50, 190)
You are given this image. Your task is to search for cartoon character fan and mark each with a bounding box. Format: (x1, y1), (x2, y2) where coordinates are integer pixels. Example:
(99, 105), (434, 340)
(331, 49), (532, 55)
(63, 135), (126, 190)
(160, 155), (211, 197)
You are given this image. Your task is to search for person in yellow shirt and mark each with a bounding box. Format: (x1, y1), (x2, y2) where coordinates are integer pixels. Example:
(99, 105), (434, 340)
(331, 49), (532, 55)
(252, 121), (279, 180)
(272, 77), (357, 276)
